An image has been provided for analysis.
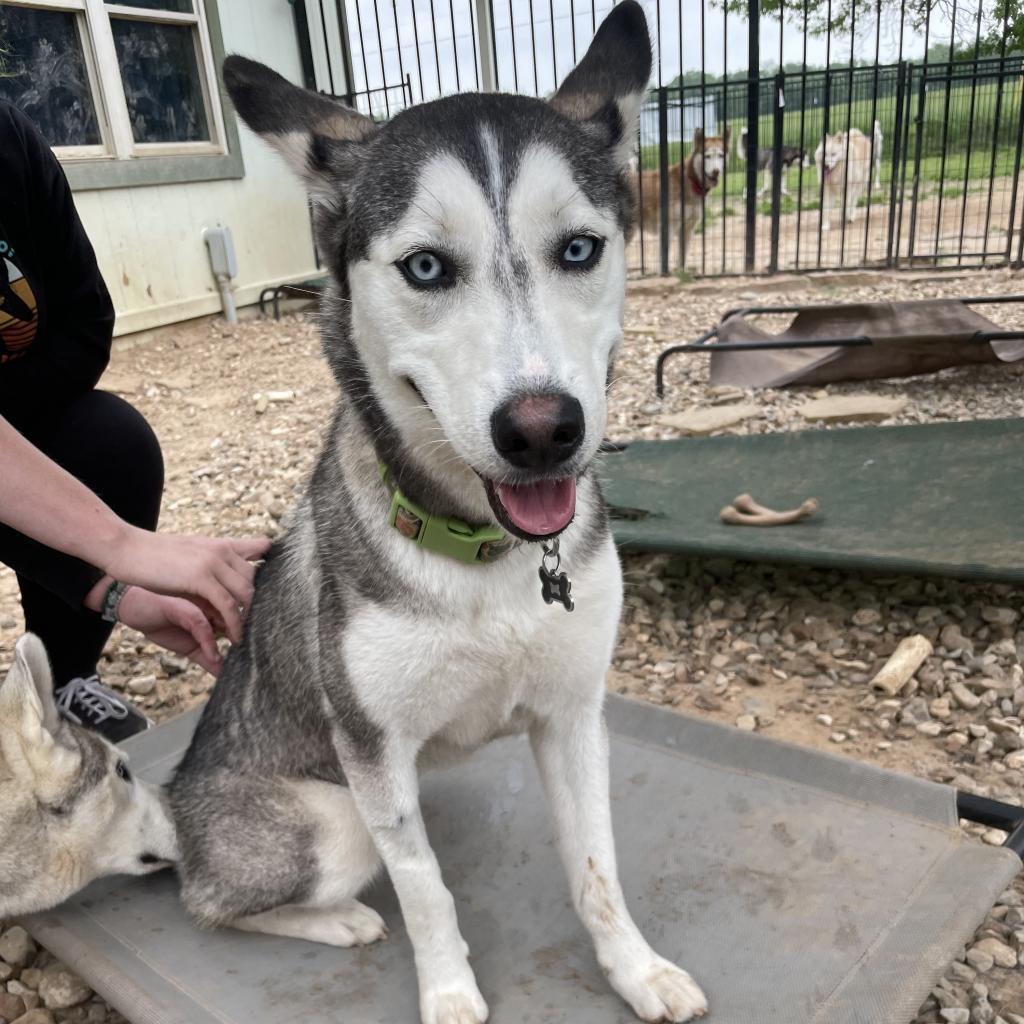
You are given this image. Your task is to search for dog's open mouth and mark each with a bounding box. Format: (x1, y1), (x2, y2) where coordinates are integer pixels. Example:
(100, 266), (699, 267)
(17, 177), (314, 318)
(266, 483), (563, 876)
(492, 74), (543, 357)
(484, 477), (577, 541)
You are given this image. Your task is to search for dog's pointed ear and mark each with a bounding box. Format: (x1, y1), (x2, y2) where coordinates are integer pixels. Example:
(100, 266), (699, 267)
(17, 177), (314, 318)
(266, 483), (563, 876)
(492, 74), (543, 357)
(693, 127), (705, 147)
(0, 635), (78, 795)
(549, 1), (652, 167)
(222, 56), (376, 201)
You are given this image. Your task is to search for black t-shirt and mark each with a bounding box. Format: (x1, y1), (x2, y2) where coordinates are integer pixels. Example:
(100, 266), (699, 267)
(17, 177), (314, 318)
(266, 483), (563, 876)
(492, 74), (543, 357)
(0, 101), (114, 419)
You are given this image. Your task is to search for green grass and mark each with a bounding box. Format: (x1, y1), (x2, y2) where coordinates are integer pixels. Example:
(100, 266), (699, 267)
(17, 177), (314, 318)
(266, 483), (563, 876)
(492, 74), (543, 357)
(640, 78), (1024, 190)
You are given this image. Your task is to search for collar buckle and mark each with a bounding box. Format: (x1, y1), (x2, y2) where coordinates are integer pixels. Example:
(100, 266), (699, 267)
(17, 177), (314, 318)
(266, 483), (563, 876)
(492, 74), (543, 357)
(381, 465), (512, 565)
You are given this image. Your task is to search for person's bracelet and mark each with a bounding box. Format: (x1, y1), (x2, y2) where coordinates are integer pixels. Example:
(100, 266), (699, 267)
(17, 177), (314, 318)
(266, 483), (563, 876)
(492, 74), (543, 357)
(100, 580), (130, 623)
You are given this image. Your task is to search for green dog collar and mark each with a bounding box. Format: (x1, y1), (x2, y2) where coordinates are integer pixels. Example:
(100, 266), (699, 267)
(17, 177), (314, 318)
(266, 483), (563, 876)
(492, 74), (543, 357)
(379, 464), (518, 565)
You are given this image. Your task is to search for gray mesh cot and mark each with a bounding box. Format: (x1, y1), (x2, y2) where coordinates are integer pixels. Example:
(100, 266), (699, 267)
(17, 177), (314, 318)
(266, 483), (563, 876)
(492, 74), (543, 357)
(654, 294), (1024, 395)
(23, 697), (1024, 1024)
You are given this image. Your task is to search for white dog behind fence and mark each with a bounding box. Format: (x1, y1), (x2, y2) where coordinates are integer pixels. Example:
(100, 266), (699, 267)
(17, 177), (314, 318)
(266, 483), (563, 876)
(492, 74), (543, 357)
(814, 122), (880, 230)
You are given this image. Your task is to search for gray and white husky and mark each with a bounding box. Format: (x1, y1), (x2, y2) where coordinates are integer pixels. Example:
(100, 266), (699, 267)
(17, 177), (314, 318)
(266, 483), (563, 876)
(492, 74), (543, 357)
(0, 634), (177, 918)
(170, 4), (707, 1022)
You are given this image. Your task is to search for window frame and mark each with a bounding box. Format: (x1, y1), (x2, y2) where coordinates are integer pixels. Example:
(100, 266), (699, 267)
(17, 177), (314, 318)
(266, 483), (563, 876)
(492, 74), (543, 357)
(1, 0), (243, 189)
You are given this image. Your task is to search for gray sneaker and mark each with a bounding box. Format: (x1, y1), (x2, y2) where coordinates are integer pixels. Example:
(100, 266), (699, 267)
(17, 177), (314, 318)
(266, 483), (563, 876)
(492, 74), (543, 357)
(54, 675), (151, 744)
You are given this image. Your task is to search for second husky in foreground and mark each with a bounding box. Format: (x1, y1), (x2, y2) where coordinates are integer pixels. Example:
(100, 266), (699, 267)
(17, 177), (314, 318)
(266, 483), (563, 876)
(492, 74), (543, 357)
(0, 634), (176, 918)
(169, 4), (707, 1023)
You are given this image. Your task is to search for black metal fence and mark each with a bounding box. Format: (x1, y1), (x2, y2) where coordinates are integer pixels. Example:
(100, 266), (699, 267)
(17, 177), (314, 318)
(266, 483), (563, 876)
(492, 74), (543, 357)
(296, 0), (1024, 277)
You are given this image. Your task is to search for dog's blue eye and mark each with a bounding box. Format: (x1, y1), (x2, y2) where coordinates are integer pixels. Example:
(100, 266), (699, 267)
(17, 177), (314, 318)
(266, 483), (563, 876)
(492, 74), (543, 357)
(116, 760), (132, 783)
(401, 250), (449, 286)
(560, 235), (602, 270)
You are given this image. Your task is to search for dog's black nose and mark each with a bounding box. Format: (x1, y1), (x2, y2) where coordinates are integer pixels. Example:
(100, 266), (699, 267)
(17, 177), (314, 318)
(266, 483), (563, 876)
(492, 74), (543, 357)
(491, 393), (584, 470)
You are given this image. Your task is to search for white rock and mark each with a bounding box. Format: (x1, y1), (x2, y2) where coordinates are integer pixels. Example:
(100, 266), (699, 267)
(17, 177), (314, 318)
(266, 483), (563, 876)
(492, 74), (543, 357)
(940, 1010), (970, 1024)
(972, 937), (1018, 968)
(657, 403), (761, 436)
(736, 714), (757, 731)
(0, 925), (35, 965)
(38, 964), (93, 1010)
(1005, 751), (1024, 770)
(798, 394), (908, 424)
(965, 947), (995, 973)
(981, 607), (1019, 626)
(127, 674), (157, 696)
(951, 681), (982, 710)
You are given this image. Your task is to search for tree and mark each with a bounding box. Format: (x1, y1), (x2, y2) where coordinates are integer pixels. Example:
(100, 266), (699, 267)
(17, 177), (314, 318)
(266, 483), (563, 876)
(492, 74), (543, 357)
(717, 0), (1023, 60)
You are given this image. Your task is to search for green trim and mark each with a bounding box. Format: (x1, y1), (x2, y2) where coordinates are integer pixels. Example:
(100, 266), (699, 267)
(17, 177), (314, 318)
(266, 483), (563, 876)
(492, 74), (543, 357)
(380, 465), (512, 565)
(64, 0), (245, 192)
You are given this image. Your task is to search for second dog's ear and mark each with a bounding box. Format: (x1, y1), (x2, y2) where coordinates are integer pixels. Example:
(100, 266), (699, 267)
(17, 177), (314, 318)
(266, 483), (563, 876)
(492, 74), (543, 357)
(223, 56), (376, 202)
(549, 1), (652, 168)
(0, 635), (79, 799)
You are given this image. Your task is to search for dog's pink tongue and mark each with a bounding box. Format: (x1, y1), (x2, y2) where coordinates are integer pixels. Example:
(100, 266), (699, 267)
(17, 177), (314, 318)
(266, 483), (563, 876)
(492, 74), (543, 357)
(497, 478), (576, 535)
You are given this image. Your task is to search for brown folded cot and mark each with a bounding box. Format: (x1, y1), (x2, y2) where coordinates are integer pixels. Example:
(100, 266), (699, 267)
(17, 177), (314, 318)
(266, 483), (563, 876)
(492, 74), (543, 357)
(655, 294), (1024, 395)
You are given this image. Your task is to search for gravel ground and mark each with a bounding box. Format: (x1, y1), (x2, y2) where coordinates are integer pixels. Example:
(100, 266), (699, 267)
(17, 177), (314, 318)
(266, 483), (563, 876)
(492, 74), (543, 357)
(1, 268), (1023, 1023)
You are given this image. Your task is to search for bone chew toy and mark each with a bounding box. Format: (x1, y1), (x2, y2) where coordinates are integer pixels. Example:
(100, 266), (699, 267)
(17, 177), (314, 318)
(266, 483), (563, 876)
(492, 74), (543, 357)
(720, 493), (820, 527)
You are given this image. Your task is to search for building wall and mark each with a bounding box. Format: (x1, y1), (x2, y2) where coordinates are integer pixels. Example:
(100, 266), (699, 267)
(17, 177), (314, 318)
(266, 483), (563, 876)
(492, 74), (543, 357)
(72, 0), (319, 337)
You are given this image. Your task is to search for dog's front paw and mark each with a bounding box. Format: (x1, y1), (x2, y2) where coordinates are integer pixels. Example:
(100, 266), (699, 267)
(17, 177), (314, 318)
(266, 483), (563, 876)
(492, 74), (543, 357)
(420, 983), (489, 1024)
(608, 954), (707, 1022)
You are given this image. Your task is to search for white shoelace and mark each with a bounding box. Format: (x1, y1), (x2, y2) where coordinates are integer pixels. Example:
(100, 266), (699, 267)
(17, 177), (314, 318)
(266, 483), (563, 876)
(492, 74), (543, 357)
(54, 675), (129, 725)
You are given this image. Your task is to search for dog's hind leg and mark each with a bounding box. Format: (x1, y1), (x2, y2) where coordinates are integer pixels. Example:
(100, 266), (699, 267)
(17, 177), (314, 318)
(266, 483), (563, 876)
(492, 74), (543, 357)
(530, 704), (707, 1022)
(174, 775), (384, 946)
(228, 779), (385, 946)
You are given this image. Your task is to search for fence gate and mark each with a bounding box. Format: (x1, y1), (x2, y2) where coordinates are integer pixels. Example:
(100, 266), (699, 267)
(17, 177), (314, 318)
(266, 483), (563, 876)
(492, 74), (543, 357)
(297, 0), (1024, 279)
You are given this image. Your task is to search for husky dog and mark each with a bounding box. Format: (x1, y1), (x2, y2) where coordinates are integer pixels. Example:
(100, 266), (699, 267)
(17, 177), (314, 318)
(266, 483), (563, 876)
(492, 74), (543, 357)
(736, 126), (809, 198)
(168, 4), (707, 1022)
(634, 125), (730, 266)
(815, 126), (873, 230)
(0, 634), (177, 918)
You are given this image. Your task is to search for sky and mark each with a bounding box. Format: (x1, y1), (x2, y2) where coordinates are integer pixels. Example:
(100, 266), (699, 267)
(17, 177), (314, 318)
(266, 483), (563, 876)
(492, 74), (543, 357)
(307, 0), (983, 114)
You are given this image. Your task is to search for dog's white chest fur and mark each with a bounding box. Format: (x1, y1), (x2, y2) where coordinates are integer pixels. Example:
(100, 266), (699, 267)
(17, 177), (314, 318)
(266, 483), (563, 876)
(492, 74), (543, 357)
(342, 535), (623, 751)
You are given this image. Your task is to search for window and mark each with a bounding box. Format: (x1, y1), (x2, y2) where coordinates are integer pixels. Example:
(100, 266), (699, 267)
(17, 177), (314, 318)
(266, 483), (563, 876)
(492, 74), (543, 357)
(0, 0), (241, 187)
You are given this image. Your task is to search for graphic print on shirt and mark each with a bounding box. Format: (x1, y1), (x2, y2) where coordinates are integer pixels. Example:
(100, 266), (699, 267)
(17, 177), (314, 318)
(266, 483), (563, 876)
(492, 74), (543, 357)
(0, 242), (38, 363)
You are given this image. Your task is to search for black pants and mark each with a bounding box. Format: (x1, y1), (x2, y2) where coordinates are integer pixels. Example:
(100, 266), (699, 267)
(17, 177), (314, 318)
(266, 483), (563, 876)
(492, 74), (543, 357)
(0, 391), (164, 688)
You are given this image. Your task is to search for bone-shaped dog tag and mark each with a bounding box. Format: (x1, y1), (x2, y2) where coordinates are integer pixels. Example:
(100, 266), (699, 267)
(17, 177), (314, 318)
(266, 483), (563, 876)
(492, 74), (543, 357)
(539, 540), (574, 612)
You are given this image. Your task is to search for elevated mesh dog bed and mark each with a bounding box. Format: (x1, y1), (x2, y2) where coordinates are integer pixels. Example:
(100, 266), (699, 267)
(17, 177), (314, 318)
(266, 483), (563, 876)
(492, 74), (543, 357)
(602, 418), (1024, 584)
(257, 276), (327, 319)
(655, 295), (1024, 394)
(23, 697), (1022, 1024)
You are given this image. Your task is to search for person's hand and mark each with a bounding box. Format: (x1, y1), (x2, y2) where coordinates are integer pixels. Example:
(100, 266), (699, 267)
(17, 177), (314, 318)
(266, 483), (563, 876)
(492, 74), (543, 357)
(116, 587), (224, 676)
(102, 527), (270, 643)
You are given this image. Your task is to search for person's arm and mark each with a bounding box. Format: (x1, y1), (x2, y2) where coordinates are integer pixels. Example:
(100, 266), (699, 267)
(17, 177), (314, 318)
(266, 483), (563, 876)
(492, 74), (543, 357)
(0, 414), (269, 642)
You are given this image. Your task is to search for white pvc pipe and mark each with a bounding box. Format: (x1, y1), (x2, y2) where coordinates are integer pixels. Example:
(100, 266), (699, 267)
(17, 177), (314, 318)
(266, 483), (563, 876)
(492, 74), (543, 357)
(216, 274), (237, 323)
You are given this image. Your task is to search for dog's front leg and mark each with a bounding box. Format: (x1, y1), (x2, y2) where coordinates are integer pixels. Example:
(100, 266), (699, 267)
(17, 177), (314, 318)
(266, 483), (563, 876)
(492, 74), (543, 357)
(346, 747), (487, 1024)
(530, 707), (707, 1022)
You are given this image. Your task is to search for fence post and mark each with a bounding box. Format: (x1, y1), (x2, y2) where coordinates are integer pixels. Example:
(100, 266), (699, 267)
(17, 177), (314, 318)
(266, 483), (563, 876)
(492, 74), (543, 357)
(658, 87), (671, 276)
(885, 61), (907, 267)
(906, 65), (928, 266)
(291, 0), (318, 90)
(1004, 65), (1024, 266)
(768, 73), (785, 273)
(332, 0), (357, 99)
(474, 0), (499, 91)
(744, 0), (760, 273)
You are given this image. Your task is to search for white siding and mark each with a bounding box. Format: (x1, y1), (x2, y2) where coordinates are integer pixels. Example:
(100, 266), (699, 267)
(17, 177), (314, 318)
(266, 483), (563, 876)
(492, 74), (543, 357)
(73, 0), (319, 336)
